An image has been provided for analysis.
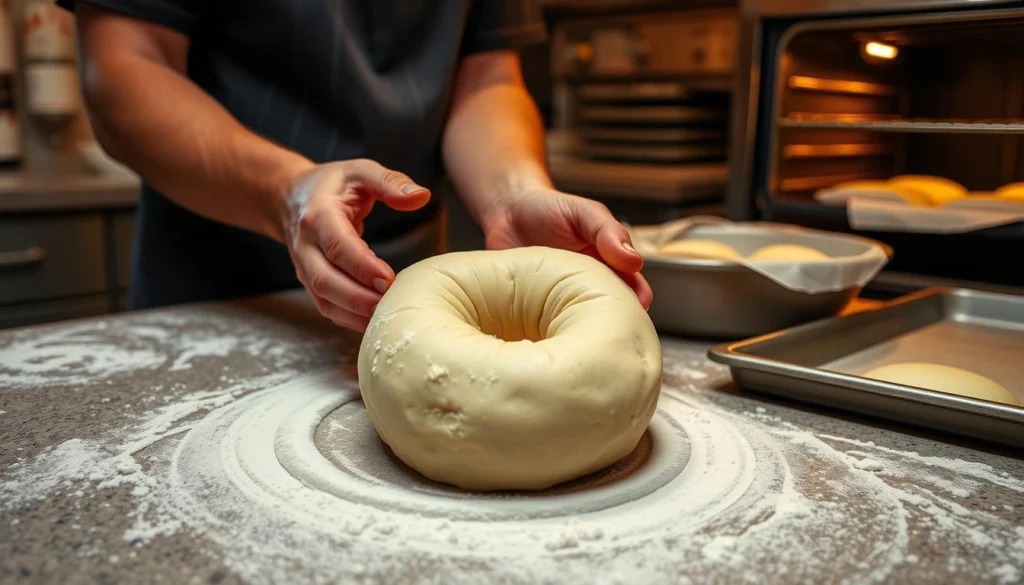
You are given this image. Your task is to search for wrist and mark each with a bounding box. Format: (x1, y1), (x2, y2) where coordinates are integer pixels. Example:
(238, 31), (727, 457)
(478, 162), (553, 233)
(265, 152), (316, 243)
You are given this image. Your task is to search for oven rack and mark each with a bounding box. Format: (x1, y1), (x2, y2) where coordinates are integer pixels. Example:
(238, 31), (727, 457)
(781, 115), (1024, 134)
(762, 196), (1024, 240)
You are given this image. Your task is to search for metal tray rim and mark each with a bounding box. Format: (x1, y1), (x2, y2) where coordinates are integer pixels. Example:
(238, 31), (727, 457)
(707, 287), (1024, 422)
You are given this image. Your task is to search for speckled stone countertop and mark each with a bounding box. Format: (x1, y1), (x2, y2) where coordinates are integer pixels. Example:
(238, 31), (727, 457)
(0, 291), (1021, 585)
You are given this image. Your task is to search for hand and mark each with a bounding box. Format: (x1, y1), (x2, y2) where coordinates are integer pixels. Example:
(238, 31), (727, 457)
(282, 159), (431, 331)
(483, 189), (653, 309)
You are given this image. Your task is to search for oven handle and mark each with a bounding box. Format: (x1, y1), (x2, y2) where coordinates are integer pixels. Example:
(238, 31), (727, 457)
(0, 246), (46, 269)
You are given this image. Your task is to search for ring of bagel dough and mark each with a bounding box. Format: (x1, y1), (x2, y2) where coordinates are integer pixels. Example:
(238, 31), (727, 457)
(357, 247), (663, 491)
(657, 239), (742, 260)
(864, 362), (1019, 406)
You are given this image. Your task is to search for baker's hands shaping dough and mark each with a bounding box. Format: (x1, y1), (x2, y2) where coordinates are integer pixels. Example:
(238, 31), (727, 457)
(284, 161), (651, 332)
(282, 159), (431, 332)
(482, 188), (653, 310)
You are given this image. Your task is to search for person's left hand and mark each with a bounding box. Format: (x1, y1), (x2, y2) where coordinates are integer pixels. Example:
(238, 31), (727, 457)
(483, 188), (653, 310)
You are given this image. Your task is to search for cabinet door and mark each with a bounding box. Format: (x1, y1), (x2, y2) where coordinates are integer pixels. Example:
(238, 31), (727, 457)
(0, 294), (110, 330)
(112, 210), (136, 291)
(0, 213), (107, 305)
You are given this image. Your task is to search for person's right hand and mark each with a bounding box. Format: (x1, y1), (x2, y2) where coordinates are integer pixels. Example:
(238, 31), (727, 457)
(282, 159), (431, 332)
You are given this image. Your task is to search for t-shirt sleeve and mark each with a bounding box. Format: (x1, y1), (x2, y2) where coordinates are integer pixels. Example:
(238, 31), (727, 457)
(56, 0), (200, 36)
(461, 0), (547, 55)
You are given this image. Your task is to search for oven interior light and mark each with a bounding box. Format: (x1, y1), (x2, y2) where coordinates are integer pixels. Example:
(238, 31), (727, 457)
(864, 41), (898, 60)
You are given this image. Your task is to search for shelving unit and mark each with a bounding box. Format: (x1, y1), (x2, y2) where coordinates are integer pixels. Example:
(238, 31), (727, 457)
(781, 115), (1024, 134)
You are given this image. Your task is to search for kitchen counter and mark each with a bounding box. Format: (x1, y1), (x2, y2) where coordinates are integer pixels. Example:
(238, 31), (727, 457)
(0, 291), (1021, 584)
(0, 161), (139, 213)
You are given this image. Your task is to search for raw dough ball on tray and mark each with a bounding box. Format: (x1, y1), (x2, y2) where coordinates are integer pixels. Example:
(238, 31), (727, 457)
(657, 239), (742, 260)
(887, 175), (967, 206)
(995, 182), (1024, 201)
(358, 247), (663, 491)
(864, 362), (1018, 406)
(821, 180), (934, 206)
(748, 243), (830, 262)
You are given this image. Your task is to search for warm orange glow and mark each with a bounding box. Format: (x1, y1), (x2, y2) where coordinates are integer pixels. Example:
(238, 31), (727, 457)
(864, 41), (898, 60)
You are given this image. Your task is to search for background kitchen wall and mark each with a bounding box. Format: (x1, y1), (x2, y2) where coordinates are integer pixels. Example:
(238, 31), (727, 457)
(0, 0), (139, 330)
(0, 0), (740, 330)
(447, 0), (739, 252)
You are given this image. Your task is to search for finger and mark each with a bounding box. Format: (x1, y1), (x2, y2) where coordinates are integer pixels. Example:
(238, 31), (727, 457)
(569, 197), (644, 274)
(346, 159), (431, 211)
(333, 316), (370, 333)
(578, 245), (653, 310)
(313, 296), (371, 332)
(344, 196), (374, 236)
(298, 245), (383, 316)
(307, 206), (396, 294)
(617, 271), (654, 311)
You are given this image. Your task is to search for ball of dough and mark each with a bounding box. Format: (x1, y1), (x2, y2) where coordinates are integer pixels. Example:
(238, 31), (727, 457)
(864, 362), (1019, 406)
(888, 175), (967, 206)
(820, 180), (933, 206)
(995, 182), (1024, 201)
(944, 194), (1023, 211)
(747, 243), (830, 261)
(357, 247), (663, 491)
(657, 239), (742, 261)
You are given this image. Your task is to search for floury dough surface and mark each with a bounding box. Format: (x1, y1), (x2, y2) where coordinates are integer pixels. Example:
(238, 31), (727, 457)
(1, 291), (1023, 585)
(358, 248), (662, 491)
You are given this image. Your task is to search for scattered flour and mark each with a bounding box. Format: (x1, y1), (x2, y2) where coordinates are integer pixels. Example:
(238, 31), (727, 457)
(702, 536), (740, 562)
(0, 309), (324, 389)
(0, 327), (164, 387)
(852, 458), (885, 472)
(1, 340), (1022, 585)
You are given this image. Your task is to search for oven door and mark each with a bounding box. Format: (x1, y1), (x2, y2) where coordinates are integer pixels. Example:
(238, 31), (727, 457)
(730, 4), (1024, 295)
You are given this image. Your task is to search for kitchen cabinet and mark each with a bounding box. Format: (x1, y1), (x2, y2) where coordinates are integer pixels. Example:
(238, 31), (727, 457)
(0, 213), (106, 305)
(0, 170), (138, 329)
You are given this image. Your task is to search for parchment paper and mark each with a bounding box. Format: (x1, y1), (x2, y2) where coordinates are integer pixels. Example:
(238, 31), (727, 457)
(628, 218), (891, 294)
(815, 188), (1024, 234)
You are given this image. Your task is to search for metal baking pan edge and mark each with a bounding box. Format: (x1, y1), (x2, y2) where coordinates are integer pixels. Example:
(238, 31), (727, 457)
(707, 288), (1024, 447)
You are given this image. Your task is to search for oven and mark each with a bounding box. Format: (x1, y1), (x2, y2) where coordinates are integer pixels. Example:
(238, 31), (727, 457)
(728, 0), (1024, 296)
(546, 5), (738, 225)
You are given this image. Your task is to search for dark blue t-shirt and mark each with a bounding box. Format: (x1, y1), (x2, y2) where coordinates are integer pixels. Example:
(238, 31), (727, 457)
(60, 0), (545, 308)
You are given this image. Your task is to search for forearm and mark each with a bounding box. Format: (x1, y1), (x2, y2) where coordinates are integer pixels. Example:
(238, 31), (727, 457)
(82, 41), (312, 242)
(442, 52), (552, 232)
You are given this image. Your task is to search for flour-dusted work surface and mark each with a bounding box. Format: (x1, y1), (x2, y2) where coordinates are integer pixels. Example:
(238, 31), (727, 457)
(0, 291), (1022, 585)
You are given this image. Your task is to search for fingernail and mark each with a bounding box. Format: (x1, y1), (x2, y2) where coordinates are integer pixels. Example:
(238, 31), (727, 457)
(622, 240), (639, 255)
(400, 183), (425, 194)
(373, 277), (391, 294)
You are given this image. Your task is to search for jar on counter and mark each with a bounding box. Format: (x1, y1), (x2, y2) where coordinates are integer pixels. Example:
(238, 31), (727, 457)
(0, 1), (22, 167)
(22, 0), (78, 134)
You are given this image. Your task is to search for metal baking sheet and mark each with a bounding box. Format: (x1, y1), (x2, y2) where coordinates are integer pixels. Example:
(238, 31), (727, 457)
(708, 288), (1024, 447)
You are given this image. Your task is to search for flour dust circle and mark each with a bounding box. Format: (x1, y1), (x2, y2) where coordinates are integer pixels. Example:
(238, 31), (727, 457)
(282, 393), (690, 520)
(158, 369), (1024, 584)
(171, 370), (770, 551)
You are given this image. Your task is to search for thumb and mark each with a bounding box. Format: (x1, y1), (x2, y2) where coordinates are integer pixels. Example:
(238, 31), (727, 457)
(571, 196), (644, 273)
(347, 159), (431, 211)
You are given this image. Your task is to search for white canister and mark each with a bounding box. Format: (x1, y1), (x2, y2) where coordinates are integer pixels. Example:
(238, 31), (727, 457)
(22, 1), (78, 126)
